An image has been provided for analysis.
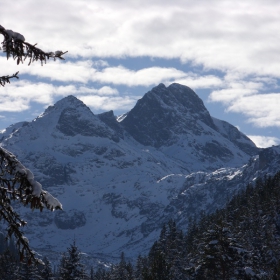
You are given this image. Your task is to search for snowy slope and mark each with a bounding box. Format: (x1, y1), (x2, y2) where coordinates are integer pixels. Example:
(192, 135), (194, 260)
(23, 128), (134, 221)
(168, 145), (280, 232)
(0, 83), (264, 264)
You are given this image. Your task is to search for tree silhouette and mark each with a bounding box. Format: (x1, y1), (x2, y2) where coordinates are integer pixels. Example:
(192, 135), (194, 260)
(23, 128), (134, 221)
(0, 24), (64, 264)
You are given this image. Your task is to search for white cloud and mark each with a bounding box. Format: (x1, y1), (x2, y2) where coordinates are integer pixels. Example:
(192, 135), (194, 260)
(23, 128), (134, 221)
(0, 80), (120, 112)
(0, 81), (56, 111)
(91, 60), (110, 68)
(96, 86), (119, 95)
(205, 70), (280, 128)
(247, 135), (280, 148)
(1, 0), (280, 134)
(2, 0), (280, 78)
(0, 55), (224, 89)
(210, 88), (257, 104)
(0, 99), (30, 112)
(209, 75), (280, 128)
(90, 66), (225, 88)
(78, 95), (140, 111)
(168, 75), (223, 89)
(0, 57), (96, 83)
(209, 72), (266, 103)
(91, 66), (186, 86)
(227, 93), (280, 127)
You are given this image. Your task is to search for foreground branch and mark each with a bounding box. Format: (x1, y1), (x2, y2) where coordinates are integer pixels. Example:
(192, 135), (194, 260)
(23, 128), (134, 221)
(0, 24), (68, 65)
(0, 24), (68, 86)
(0, 71), (19, 86)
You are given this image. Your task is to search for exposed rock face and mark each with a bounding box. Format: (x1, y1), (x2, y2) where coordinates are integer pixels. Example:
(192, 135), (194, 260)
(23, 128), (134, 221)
(55, 209), (86, 230)
(258, 146), (280, 170)
(212, 118), (258, 156)
(98, 110), (124, 139)
(121, 83), (258, 168)
(121, 83), (216, 147)
(55, 96), (119, 142)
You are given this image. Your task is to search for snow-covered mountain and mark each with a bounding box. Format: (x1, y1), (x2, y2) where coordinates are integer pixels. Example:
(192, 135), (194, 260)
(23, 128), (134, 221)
(1, 83), (276, 264)
(121, 83), (257, 169)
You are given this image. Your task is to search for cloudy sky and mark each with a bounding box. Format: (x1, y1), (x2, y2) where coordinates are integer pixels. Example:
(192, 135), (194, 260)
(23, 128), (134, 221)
(0, 0), (280, 148)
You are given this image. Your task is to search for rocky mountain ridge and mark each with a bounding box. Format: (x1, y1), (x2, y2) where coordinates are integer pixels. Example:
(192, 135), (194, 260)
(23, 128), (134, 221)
(1, 83), (277, 264)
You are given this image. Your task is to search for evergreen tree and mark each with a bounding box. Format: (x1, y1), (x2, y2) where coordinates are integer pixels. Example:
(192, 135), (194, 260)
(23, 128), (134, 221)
(0, 249), (20, 279)
(110, 252), (134, 280)
(138, 172), (280, 279)
(90, 266), (94, 280)
(58, 240), (86, 280)
(0, 25), (65, 262)
(135, 255), (148, 280)
(18, 257), (42, 280)
(39, 256), (54, 280)
(58, 253), (68, 279)
(145, 241), (171, 280)
(94, 267), (110, 280)
(0, 232), (7, 253)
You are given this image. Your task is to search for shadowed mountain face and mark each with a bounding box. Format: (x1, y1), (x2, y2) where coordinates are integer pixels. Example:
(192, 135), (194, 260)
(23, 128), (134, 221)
(120, 83), (258, 165)
(121, 83), (216, 147)
(0, 83), (265, 264)
(53, 96), (120, 141)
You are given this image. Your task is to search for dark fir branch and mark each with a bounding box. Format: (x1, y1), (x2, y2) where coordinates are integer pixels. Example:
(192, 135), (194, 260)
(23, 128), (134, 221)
(0, 72), (19, 86)
(0, 24), (68, 86)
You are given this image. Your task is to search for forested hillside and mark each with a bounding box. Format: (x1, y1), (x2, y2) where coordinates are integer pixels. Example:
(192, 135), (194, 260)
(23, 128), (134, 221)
(135, 171), (280, 279)
(1, 171), (280, 279)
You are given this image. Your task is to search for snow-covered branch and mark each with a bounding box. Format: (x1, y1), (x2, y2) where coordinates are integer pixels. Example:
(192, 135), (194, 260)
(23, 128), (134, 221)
(0, 24), (65, 263)
(0, 24), (68, 86)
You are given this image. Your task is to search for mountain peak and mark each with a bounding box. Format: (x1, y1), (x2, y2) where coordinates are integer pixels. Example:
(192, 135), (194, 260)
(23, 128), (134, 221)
(57, 95), (82, 105)
(149, 83), (209, 116)
(17, 95), (120, 141)
(120, 83), (216, 147)
(46, 95), (88, 113)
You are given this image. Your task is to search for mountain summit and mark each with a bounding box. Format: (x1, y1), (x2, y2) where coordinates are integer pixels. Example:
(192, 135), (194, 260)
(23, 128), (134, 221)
(121, 83), (257, 168)
(121, 83), (215, 147)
